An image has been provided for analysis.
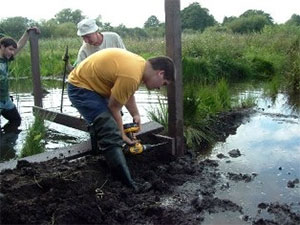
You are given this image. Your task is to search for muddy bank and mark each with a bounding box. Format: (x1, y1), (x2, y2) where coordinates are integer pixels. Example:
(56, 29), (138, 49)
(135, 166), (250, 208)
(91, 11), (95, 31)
(1, 108), (299, 225)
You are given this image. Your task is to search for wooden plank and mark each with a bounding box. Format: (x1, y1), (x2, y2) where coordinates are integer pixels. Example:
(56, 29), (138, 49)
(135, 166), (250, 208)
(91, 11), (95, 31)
(136, 121), (164, 138)
(29, 30), (43, 107)
(32, 106), (165, 138)
(0, 140), (92, 172)
(33, 106), (88, 131)
(165, 0), (185, 156)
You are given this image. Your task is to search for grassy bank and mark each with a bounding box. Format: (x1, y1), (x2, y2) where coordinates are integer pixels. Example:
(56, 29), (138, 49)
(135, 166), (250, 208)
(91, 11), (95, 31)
(11, 24), (300, 92)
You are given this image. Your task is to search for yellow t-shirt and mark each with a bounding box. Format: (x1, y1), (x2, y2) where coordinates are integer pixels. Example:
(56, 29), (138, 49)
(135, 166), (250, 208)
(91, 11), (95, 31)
(68, 48), (146, 105)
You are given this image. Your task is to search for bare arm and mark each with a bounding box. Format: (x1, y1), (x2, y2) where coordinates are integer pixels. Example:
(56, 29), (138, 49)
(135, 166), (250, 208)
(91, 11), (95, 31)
(108, 96), (134, 145)
(125, 95), (141, 129)
(15, 27), (40, 56)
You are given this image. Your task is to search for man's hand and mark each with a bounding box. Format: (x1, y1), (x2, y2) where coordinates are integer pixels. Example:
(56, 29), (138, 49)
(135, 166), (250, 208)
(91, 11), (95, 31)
(16, 26), (41, 55)
(62, 54), (69, 63)
(26, 26), (41, 35)
(122, 134), (135, 145)
(132, 114), (141, 131)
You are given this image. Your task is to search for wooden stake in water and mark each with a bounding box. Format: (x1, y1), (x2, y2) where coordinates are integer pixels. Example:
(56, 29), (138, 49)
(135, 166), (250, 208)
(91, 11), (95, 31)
(60, 46), (69, 113)
(29, 30), (43, 108)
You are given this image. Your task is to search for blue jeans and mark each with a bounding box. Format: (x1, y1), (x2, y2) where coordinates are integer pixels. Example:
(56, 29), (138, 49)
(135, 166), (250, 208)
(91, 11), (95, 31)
(67, 83), (108, 124)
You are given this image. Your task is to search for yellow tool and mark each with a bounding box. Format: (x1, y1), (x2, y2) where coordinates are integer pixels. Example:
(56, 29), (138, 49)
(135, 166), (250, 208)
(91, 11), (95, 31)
(123, 123), (167, 155)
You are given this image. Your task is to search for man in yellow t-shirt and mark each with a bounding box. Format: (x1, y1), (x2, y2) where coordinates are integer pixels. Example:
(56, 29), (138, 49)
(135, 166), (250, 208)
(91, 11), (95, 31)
(67, 48), (175, 190)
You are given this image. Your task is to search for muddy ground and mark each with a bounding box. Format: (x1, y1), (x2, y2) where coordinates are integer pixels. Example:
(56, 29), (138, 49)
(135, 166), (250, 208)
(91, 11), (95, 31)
(0, 108), (299, 225)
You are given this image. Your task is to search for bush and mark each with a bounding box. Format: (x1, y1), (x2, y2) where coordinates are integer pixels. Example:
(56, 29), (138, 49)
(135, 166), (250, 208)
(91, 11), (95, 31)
(226, 15), (272, 34)
(20, 116), (46, 158)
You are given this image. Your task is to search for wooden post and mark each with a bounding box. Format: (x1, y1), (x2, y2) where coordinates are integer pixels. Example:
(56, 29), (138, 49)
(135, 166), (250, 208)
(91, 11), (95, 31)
(165, 0), (185, 156)
(28, 30), (43, 107)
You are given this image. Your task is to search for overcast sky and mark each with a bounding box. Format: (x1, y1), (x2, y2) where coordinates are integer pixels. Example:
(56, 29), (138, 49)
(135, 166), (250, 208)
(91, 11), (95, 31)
(1, 0), (299, 27)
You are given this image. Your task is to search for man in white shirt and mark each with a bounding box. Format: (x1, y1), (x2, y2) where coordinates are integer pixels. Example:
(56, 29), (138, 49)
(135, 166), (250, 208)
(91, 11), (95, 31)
(66, 18), (126, 70)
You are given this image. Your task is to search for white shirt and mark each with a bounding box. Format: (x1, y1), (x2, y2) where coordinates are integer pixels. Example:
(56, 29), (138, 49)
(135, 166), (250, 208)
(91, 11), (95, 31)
(75, 32), (126, 65)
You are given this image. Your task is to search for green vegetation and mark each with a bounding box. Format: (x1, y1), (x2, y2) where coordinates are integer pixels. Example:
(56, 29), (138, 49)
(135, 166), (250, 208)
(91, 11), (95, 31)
(180, 2), (216, 31)
(147, 97), (168, 133)
(9, 24), (300, 88)
(11, 37), (81, 77)
(20, 115), (46, 158)
(148, 79), (256, 150)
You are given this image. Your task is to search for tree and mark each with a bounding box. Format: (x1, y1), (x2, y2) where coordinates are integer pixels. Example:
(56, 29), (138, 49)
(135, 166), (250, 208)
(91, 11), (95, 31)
(286, 14), (300, 26)
(240, 9), (273, 25)
(224, 9), (274, 34)
(53, 22), (77, 38)
(222, 16), (237, 25)
(38, 19), (58, 38)
(0, 17), (36, 39)
(144, 15), (160, 28)
(55, 8), (85, 24)
(101, 22), (113, 31)
(181, 2), (216, 31)
(226, 15), (271, 34)
(131, 27), (148, 39)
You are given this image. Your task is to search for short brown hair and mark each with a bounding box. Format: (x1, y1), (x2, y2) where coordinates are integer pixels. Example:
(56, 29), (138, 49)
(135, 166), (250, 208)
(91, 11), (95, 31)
(148, 56), (175, 81)
(0, 37), (17, 49)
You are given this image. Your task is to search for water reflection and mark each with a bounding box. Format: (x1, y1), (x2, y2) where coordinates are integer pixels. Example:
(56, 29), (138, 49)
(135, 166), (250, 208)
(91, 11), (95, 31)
(207, 90), (300, 224)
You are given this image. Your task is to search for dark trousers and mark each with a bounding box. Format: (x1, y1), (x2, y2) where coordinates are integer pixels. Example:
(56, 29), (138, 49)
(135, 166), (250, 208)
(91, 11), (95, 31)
(67, 82), (109, 124)
(0, 107), (21, 133)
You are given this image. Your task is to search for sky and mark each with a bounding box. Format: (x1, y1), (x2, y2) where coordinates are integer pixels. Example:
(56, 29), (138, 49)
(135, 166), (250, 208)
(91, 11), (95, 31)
(1, 0), (299, 27)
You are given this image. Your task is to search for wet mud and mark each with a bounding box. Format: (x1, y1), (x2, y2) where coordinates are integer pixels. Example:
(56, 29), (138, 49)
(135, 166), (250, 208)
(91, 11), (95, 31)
(0, 108), (299, 225)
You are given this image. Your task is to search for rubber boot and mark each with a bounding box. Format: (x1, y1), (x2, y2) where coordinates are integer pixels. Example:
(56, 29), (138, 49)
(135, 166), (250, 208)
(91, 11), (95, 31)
(92, 111), (137, 190)
(103, 147), (137, 190)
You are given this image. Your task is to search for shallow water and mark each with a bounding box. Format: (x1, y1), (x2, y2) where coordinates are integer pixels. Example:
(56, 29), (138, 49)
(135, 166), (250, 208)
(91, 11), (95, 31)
(203, 91), (300, 224)
(0, 79), (164, 161)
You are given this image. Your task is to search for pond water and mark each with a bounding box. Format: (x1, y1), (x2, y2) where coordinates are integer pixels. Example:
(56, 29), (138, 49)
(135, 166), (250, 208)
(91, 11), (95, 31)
(202, 90), (300, 224)
(0, 79), (164, 162)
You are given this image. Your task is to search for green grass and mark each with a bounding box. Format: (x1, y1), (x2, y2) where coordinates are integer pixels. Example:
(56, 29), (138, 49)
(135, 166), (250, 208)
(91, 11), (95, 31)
(148, 79), (243, 150)
(11, 37), (81, 77)
(20, 115), (46, 158)
(146, 96), (169, 133)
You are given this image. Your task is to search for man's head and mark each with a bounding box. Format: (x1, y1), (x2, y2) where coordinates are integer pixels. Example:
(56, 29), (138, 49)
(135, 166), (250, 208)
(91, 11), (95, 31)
(77, 19), (100, 45)
(0, 37), (17, 60)
(144, 56), (175, 90)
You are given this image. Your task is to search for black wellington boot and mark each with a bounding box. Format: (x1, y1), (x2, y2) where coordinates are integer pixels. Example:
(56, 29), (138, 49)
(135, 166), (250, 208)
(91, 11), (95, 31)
(92, 111), (137, 190)
(103, 147), (137, 190)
